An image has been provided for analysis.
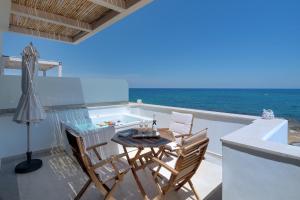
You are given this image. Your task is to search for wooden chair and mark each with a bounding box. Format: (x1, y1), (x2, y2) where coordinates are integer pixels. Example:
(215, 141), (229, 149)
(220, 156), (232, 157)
(65, 129), (131, 200)
(148, 131), (209, 200)
(159, 111), (207, 156)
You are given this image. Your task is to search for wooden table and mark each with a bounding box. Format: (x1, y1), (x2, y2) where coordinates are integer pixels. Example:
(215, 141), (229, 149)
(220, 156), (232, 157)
(111, 129), (171, 199)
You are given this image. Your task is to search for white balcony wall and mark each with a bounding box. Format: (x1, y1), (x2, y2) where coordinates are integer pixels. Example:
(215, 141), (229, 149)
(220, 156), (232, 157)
(0, 33), (2, 75)
(0, 76), (128, 159)
(0, 105), (136, 159)
(0, 108), (89, 158)
(129, 103), (255, 156)
(222, 145), (300, 200)
(0, 76), (128, 109)
(0, 102), (256, 159)
(222, 119), (300, 200)
(263, 120), (288, 144)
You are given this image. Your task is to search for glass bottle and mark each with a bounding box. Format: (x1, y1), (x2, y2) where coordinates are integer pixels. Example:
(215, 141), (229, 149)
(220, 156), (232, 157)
(152, 114), (157, 131)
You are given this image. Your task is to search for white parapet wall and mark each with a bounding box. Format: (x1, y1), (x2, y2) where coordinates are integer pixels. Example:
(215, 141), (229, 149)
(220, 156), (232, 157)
(0, 76), (128, 158)
(128, 103), (257, 156)
(0, 105), (128, 159)
(0, 75), (128, 109)
(222, 118), (300, 200)
(0, 31), (2, 75)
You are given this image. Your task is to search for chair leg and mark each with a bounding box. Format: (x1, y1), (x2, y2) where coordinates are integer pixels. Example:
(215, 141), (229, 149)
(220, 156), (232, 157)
(154, 182), (165, 200)
(85, 167), (110, 195)
(153, 165), (162, 179)
(104, 172), (127, 200)
(188, 180), (200, 200)
(74, 179), (92, 200)
(131, 169), (148, 198)
(159, 193), (166, 200)
(151, 170), (165, 200)
(161, 149), (170, 158)
(104, 181), (118, 200)
(174, 178), (190, 191)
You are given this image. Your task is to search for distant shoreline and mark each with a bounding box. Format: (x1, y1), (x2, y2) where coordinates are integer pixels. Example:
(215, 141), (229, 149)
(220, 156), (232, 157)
(288, 119), (300, 144)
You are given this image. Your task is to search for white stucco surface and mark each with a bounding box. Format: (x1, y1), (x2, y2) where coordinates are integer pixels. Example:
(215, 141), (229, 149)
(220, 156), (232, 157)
(221, 117), (300, 200)
(0, 0), (11, 72)
(222, 118), (299, 160)
(0, 102), (256, 159)
(223, 145), (300, 200)
(0, 76), (128, 109)
(129, 103), (255, 156)
(0, 106), (128, 159)
(0, 0), (10, 33)
(0, 76), (129, 158)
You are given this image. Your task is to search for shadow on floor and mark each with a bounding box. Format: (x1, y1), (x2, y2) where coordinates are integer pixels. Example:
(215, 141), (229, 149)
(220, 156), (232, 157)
(1, 150), (221, 200)
(0, 160), (20, 200)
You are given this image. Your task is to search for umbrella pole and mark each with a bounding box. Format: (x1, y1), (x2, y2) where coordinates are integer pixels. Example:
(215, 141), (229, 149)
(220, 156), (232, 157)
(15, 122), (43, 173)
(26, 122), (31, 162)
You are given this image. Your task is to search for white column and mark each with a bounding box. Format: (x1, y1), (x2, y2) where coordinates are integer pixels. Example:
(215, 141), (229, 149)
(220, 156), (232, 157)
(43, 71), (46, 77)
(0, 63), (3, 76)
(58, 62), (62, 77)
(0, 60), (3, 76)
(0, 33), (3, 76)
(0, 0), (11, 76)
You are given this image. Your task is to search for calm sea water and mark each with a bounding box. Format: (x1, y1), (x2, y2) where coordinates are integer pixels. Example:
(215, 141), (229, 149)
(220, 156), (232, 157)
(129, 89), (300, 122)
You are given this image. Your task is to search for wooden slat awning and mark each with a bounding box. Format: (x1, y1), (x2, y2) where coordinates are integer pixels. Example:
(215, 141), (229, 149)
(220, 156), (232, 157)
(8, 0), (152, 44)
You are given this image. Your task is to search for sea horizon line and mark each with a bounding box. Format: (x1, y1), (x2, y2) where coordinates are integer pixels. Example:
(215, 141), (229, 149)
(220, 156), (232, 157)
(129, 88), (300, 90)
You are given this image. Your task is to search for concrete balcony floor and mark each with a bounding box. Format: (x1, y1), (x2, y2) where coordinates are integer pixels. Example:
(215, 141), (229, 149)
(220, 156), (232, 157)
(0, 150), (221, 200)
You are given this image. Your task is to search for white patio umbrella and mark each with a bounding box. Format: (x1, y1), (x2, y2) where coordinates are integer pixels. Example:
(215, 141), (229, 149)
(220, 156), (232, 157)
(13, 43), (46, 173)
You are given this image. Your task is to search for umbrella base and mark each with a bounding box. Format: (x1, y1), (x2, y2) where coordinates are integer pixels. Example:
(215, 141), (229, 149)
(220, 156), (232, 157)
(15, 152), (43, 174)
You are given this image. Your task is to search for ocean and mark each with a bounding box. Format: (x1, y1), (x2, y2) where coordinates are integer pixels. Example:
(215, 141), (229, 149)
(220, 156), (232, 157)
(129, 88), (300, 123)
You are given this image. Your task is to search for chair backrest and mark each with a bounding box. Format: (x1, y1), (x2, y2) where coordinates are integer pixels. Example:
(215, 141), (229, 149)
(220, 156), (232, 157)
(65, 129), (93, 176)
(173, 135), (209, 182)
(169, 111), (193, 135)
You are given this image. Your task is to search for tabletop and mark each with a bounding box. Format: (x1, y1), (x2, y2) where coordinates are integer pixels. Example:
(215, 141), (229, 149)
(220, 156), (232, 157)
(111, 128), (171, 148)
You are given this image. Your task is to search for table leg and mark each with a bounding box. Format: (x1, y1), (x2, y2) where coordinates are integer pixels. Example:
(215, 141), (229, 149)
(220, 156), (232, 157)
(122, 146), (149, 200)
(150, 147), (157, 157)
(131, 167), (148, 199)
(151, 147), (165, 159)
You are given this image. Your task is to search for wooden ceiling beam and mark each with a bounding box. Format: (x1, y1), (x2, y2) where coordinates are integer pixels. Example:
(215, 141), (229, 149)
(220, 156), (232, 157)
(9, 25), (73, 43)
(75, 0), (152, 44)
(73, 10), (118, 43)
(8, 0), (152, 43)
(89, 0), (127, 13)
(11, 3), (92, 32)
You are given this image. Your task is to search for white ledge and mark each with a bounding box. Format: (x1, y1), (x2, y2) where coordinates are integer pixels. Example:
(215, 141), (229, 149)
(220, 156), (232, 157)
(221, 118), (300, 161)
(129, 102), (258, 124)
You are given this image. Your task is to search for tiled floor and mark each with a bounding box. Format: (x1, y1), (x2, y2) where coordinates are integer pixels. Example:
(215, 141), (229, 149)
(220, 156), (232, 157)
(0, 150), (222, 200)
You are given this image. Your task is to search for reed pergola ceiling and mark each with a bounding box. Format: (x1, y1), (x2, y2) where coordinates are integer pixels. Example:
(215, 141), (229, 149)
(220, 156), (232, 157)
(8, 0), (152, 44)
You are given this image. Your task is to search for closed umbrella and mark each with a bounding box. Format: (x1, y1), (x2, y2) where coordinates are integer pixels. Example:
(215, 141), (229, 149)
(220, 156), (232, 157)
(13, 43), (46, 173)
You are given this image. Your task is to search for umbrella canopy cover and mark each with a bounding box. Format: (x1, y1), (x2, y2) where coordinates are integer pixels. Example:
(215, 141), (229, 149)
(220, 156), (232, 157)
(13, 43), (46, 123)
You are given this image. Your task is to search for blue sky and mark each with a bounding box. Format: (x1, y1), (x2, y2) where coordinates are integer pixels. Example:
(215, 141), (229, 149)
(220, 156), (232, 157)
(3, 0), (300, 88)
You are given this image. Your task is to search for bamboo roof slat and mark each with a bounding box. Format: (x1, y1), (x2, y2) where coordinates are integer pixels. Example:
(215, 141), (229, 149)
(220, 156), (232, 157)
(8, 0), (152, 43)
(89, 0), (127, 12)
(11, 3), (93, 32)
